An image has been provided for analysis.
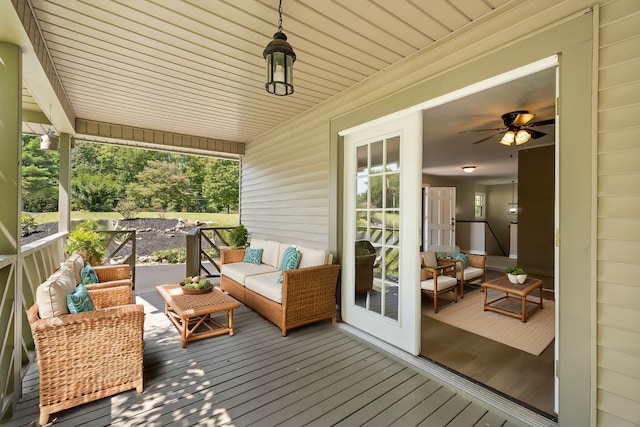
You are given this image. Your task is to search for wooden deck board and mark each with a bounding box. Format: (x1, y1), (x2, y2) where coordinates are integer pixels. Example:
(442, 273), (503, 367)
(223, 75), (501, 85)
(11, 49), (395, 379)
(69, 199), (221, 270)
(2, 289), (523, 427)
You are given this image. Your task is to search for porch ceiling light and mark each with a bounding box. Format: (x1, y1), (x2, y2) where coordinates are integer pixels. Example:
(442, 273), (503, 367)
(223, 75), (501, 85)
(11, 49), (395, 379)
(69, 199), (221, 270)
(263, 0), (296, 96)
(462, 166), (476, 173)
(40, 129), (59, 151)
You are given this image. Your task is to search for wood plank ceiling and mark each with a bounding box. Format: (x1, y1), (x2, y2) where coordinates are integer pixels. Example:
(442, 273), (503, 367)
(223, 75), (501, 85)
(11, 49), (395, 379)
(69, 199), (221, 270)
(22, 0), (511, 146)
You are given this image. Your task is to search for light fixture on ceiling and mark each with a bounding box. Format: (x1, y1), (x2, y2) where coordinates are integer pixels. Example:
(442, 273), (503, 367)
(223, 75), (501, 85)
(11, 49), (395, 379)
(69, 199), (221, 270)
(462, 166), (476, 173)
(500, 128), (531, 146)
(263, 0), (296, 96)
(40, 105), (59, 151)
(508, 180), (518, 215)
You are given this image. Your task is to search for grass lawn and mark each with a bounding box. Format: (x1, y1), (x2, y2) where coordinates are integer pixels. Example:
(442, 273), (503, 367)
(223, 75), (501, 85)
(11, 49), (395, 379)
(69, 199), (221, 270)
(28, 211), (239, 226)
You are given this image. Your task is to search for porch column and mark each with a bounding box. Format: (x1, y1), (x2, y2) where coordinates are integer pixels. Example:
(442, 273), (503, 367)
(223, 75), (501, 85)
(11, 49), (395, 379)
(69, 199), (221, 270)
(58, 133), (72, 233)
(0, 41), (22, 418)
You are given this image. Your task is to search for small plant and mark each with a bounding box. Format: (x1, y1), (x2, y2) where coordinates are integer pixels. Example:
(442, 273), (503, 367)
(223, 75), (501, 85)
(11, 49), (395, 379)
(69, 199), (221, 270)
(115, 200), (139, 220)
(21, 214), (37, 237)
(65, 220), (106, 265)
(151, 247), (186, 264)
(181, 276), (212, 290)
(505, 266), (527, 275)
(227, 224), (248, 248)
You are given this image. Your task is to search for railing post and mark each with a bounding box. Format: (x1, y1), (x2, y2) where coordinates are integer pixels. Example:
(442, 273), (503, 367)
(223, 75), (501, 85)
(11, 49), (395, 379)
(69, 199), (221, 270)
(186, 228), (201, 278)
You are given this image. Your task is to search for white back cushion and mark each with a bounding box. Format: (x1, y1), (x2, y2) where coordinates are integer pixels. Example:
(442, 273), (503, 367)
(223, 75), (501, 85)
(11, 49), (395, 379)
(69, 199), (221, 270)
(297, 246), (328, 268)
(36, 266), (77, 318)
(250, 239), (281, 268)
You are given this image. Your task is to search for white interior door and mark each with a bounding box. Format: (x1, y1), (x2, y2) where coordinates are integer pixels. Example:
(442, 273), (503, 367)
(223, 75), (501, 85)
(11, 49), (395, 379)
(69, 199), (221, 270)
(341, 111), (422, 355)
(425, 187), (456, 251)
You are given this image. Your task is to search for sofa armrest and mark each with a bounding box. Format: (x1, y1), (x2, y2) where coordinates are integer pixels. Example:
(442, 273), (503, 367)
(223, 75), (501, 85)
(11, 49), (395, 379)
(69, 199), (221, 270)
(86, 283), (133, 308)
(221, 248), (246, 264)
(94, 264), (131, 282)
(281, 264), (340, 319)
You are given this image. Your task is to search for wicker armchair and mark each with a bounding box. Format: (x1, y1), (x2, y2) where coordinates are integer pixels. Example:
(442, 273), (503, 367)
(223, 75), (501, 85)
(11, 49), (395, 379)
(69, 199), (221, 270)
(27, 281), (144, 426)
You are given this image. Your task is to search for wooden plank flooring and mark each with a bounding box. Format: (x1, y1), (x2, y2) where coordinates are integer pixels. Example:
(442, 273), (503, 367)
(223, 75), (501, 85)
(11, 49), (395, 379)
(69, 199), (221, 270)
(2, 290), (526, 427)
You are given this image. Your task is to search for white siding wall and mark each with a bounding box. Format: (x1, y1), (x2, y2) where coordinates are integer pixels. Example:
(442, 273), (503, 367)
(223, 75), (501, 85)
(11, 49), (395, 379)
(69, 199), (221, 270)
(241, 1), (640, 424)
(596, 1), (640, 426)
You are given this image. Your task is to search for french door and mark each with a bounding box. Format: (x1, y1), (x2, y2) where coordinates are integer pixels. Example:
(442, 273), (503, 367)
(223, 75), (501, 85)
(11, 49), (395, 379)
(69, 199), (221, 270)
(341, 111), (422, 354)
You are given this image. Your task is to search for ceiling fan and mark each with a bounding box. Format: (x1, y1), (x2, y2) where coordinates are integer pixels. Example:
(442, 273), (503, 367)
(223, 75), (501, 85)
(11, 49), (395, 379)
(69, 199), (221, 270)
(461, 110), (555, 146)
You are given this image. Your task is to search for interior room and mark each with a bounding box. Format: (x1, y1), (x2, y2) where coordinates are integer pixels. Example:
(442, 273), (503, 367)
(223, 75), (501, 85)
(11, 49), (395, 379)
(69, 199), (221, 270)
(419, 66), (557, 418)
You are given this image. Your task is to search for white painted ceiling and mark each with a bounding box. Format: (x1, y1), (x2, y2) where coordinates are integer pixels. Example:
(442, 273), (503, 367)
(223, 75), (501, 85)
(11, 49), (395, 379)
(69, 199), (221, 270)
(6, 0), (557, 180)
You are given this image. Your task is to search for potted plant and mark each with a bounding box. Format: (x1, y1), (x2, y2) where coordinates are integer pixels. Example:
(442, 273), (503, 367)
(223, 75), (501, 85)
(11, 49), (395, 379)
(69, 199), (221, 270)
(505, 266), (527, 284)
(227, 224), (248, 248)
(65, 220), (106, 266)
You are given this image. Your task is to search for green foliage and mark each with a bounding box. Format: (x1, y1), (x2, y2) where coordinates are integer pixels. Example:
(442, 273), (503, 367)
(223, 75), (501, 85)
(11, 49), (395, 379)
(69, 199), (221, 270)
(21, 214), (37, 237)
(125, 160), (192, 212)
(227, 224), (248, 248)
(202, 159), (239, 213)
(114, 200), (139, 219)
(21, 135), (59, 212)
(505, 266), (527, 275)
(151, 247), (186, 263)
(65, 220), (105, 265)
(71, 168), (119, 211)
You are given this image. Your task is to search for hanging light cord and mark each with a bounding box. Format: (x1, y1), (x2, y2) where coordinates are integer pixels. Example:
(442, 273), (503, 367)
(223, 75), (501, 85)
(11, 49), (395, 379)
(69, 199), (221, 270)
(277, 0), (283, 32)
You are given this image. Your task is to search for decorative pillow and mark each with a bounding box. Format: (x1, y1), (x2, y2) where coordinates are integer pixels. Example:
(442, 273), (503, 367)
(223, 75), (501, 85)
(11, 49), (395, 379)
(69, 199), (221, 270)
(80, 262), (99, 284)
(243, 247), (263, 265)
(36, 267), (77, 318)
(453, 252), (469, 269)
(67, 284), (95, 314)
(422, 250), (438, 268)
(66, 252), (86, 284)
(277, 246), (301, 284)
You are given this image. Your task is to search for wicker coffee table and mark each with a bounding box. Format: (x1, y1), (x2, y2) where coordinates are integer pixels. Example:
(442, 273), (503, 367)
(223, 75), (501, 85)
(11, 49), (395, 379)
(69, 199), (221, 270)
(157, 284), (240, 347)
(481, 276), (543, 323)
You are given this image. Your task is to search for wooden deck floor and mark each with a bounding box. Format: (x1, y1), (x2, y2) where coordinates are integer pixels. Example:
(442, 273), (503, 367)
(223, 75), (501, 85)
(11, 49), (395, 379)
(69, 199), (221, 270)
(4, 290), (533, 427)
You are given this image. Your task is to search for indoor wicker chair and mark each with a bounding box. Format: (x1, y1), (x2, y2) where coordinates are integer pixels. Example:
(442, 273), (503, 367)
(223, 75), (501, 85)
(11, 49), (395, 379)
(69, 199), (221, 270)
(27, 281), (144, 426)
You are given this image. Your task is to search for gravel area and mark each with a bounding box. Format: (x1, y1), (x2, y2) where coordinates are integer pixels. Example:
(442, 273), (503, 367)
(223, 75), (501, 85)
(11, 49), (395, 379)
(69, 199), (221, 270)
(22, 218), (199, 259)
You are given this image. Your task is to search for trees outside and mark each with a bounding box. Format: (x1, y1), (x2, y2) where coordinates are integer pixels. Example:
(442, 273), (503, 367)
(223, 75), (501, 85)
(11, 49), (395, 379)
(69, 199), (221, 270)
(21, 135), (59, 212)
(21, 139), (240, 214)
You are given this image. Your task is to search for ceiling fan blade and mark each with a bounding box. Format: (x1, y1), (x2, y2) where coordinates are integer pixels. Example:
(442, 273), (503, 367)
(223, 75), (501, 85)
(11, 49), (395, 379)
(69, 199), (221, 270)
(527, 129), (547, 139)
(472, 132), (502, 144)
(528, 118), (555, 127)
(458, 127), (505, 134)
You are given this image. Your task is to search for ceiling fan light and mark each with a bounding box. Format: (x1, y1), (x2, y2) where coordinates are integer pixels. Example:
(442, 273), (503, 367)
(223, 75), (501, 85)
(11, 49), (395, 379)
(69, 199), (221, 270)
(515, 129), (531, 145)
(462, 166), (476, 173)
(500, 131), (515, 146)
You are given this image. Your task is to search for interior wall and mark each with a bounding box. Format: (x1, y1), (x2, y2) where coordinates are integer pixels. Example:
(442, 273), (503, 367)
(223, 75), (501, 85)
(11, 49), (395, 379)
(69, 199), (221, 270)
(519, 145), (556, 292)
(486, 183), (517, 257)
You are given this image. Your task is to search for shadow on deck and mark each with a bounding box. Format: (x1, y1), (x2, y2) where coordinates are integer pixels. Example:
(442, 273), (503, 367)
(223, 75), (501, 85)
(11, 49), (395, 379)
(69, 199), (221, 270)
(2, 264), (551, 427)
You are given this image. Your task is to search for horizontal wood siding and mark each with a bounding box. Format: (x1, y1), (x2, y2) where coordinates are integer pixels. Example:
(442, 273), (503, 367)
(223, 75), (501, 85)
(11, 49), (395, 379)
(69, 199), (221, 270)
(596, 0), (640, 425)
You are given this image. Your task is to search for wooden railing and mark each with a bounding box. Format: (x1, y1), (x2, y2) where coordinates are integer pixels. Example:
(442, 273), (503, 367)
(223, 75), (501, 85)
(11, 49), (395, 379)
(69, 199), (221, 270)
(97, 229), (137, 286)
(185, 226), (234, 278)
(0, 232), (67, 421)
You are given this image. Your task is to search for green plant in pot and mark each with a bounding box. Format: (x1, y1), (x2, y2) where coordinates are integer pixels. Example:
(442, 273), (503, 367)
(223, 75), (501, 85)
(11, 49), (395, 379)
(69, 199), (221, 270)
(227, 224), (248, 248)
(65, 220), (106, 266)
(505, 266), (528, 284)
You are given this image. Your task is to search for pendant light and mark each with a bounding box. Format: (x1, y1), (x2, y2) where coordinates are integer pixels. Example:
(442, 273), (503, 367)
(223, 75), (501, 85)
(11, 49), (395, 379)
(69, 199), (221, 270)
(40, 105), (59, 151)
(508, 180), (518, 215)
(263, 0), (296, 96)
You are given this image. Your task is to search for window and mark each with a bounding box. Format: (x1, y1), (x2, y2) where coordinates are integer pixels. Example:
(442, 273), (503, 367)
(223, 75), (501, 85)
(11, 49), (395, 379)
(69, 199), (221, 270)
(475, 192), (485, 219)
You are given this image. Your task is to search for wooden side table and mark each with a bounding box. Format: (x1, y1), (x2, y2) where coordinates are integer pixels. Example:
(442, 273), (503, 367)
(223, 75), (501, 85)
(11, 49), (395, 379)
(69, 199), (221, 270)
(481, 276), (543, 322)
(157, 284), (241, 347)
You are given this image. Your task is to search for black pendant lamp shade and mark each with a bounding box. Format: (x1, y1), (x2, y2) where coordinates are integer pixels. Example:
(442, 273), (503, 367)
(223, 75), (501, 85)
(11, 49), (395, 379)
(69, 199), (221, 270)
(263, 0), (296, 96)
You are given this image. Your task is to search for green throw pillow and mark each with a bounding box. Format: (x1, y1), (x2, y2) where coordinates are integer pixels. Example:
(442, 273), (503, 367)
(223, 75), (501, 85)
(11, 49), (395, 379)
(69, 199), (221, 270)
(277, 246), (301, 284)
(243, 247), (263, 265)
(80, 262), (99, 285)
(67, 284), (95, 314)
(453, 253), (469, 269)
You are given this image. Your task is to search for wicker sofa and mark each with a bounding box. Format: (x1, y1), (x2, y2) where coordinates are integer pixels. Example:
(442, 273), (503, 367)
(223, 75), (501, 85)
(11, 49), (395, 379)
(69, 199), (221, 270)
(220, 239), (340, 336)
(27, 255), (144, 426)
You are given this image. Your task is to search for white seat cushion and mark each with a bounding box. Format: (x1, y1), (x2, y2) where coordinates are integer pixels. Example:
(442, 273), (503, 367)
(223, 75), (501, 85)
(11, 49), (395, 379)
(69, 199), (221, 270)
(420, 275), (457, 292)
(457, 266), (483, 281)
(245, 271), (283, 303)
(221, 262), (278, 286)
